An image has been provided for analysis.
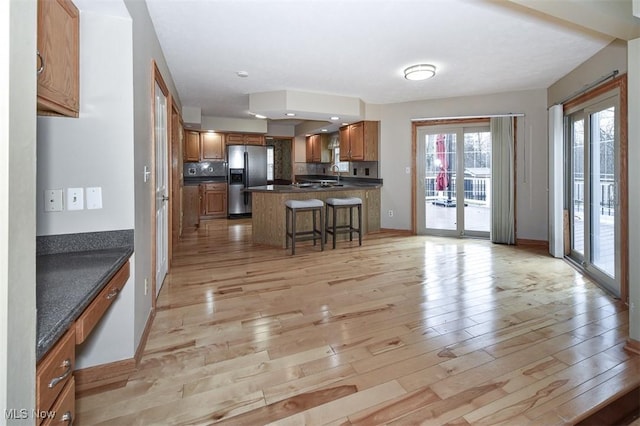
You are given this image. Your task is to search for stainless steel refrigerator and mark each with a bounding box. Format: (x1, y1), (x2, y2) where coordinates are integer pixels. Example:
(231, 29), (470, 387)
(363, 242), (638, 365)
(227, 145), (267, 217)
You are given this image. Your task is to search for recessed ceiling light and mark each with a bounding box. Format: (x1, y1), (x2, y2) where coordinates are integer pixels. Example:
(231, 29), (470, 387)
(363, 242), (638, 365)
(207, 130), (215, 133)
(342, 123), (349, 126)
(404, 64), (436, 81)
(330, 116), (340, 121)
(285, 112), (296, 117)
(321, 129), (328, 132)
(236, 71), (249, 78)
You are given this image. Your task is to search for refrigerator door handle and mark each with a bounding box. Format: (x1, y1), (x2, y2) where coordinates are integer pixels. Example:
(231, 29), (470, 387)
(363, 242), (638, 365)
(243, 152), (249, 206)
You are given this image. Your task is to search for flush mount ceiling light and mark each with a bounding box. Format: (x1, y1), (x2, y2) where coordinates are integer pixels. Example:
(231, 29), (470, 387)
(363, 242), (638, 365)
(330, 116), (340, 121)
(285, 112), (296, 117)
(236, 70), (249, 78)
(404, 64), (436, 81)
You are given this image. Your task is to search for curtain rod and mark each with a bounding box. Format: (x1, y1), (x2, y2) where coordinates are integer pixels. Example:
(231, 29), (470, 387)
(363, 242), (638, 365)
(411, 113), (524, 122)
(556, 69), (619, 105)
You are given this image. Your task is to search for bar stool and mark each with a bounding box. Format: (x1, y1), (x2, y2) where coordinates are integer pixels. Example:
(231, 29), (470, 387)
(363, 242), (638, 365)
(285, 199), (325, 255)
(325, 197), (362, 249)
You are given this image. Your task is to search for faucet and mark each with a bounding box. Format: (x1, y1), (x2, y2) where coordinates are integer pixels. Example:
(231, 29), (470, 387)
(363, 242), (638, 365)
(330, 164), (340, 184)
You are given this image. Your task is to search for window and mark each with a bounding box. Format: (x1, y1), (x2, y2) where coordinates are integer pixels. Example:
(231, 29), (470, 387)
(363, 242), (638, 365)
(266, 145), (274, 181)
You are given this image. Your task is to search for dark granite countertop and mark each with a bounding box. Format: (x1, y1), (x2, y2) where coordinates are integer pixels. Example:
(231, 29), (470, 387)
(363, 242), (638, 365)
(246, 182), (382, 193)
(183, 176), (227, 186)
(36, 230), (133, 361)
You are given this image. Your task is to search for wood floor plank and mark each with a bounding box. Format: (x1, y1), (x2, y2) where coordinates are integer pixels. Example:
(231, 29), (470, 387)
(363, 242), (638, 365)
(74, 219), (639, 425)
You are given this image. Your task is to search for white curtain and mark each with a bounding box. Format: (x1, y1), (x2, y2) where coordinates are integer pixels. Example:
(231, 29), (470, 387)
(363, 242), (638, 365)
(548, 105), (565, 257)
(490, 117), (515, 244)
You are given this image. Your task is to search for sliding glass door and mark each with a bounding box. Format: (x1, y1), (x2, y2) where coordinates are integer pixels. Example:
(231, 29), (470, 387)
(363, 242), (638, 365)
(416, 125), (491, 238)
(566, 97), (620, 295)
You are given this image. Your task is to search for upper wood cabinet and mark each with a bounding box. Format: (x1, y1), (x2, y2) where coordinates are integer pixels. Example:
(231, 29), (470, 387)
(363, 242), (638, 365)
(305, 134), (331, 163)
(184, 131), (200, 162)
(226, 133), (265, 146)
(201, 132), (225, 160)
(184, 131), (225, 161)
(339, 121), (379, 161)
(37, 0), (79, 117)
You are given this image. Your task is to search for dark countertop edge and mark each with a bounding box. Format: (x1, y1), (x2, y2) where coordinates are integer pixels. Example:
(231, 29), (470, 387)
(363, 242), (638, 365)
(246, 183), (381, 193)
(183, 177), (227, 186)
(36, 247), (133, 361)
(295, 175), (383, 185)
(37, 229), (134, 256)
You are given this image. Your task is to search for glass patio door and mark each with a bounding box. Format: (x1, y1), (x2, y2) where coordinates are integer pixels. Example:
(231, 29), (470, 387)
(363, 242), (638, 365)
(567, 98), (619, 296)
(416, 125), (491, 238)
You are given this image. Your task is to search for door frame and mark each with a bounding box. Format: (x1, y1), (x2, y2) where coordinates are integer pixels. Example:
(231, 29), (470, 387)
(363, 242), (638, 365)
(151, 60), (172, 305)
(563, 74), (628, 301)
(411, 118), (489, 235)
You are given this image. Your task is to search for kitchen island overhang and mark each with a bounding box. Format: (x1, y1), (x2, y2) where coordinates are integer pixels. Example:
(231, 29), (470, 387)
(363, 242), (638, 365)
(246, 183), (381, 248)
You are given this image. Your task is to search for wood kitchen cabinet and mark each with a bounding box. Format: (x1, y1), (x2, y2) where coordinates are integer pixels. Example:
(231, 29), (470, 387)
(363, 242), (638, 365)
(37, 0), (80, 117)
(37, 328), (75, 425)
(305, 134), (331, 163)
(200, 183), (227, 218)
(182, 185), (200, 230)
(339, 121), (379, 161)
(184, 131), (225, 162)
(201, 132), (225, 160)
(184, 131), (200, 162)
(226, 133), (265, 146)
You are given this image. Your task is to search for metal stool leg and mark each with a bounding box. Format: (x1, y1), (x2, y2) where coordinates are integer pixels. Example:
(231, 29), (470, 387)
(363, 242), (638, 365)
(357, 203), (362, 246)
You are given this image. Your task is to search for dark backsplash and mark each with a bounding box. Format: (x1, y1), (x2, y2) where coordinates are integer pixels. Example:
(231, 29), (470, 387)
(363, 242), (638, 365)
(183, 161), (227, 178)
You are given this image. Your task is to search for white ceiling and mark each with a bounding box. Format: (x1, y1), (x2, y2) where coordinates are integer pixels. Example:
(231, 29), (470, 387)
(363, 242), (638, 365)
(145, 0), (624, 124)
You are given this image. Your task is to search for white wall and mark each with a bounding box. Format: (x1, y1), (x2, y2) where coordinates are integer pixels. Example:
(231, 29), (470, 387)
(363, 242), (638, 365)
(36, 10), (136, 368)
(124, 0), (181, 349)
(2, 0), (37, 421)
(548, 39), (627, 106)
(379, 89), (549, 240)
(36, 12), (135, 236)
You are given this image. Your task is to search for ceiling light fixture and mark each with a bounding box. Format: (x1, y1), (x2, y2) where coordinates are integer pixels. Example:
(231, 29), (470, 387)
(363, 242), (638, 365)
(236, 71), (249, 78)
(285, 112), (296, 117)
(330, 116), (340, 121)
(254, 114), (267, 119)
(404, 64), (436, 81)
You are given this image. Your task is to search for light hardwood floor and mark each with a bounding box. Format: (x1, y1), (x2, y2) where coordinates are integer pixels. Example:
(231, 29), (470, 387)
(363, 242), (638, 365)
(76, 219), (639, 425)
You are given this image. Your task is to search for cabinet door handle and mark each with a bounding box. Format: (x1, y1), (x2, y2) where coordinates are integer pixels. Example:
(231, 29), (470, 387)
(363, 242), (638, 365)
(36, 50), (45, 75)
(106, 288), (120, 300)
(48, 359), (71, 388)
(61, 411), (73, 426)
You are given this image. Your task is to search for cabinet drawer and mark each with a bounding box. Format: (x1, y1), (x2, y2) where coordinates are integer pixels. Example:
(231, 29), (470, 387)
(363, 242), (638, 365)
(202, 183), (226, 191)
(75, 261), (130, 344)
(42, 377), (75, 426)
(36, 328), (75, 418)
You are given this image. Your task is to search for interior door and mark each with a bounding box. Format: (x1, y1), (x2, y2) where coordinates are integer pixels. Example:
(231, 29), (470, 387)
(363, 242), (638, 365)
(154, 79), (169, 297)
(416, 125), (491, 238)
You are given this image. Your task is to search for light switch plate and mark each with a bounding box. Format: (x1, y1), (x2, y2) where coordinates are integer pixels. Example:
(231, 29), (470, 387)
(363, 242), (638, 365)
(86, 187), (102, 209)
(67, 187), (84, 210)
(44, 189), (63, 212)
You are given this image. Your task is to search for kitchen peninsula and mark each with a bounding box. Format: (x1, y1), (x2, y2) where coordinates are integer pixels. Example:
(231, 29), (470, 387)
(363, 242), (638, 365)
(246, 179), (381, 248)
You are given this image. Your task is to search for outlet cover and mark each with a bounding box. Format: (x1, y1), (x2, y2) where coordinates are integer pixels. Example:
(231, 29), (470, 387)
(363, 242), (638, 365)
(86, 187), (103, 209)
(44, 189), (63, 212)
(67, 188), (84, 210)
